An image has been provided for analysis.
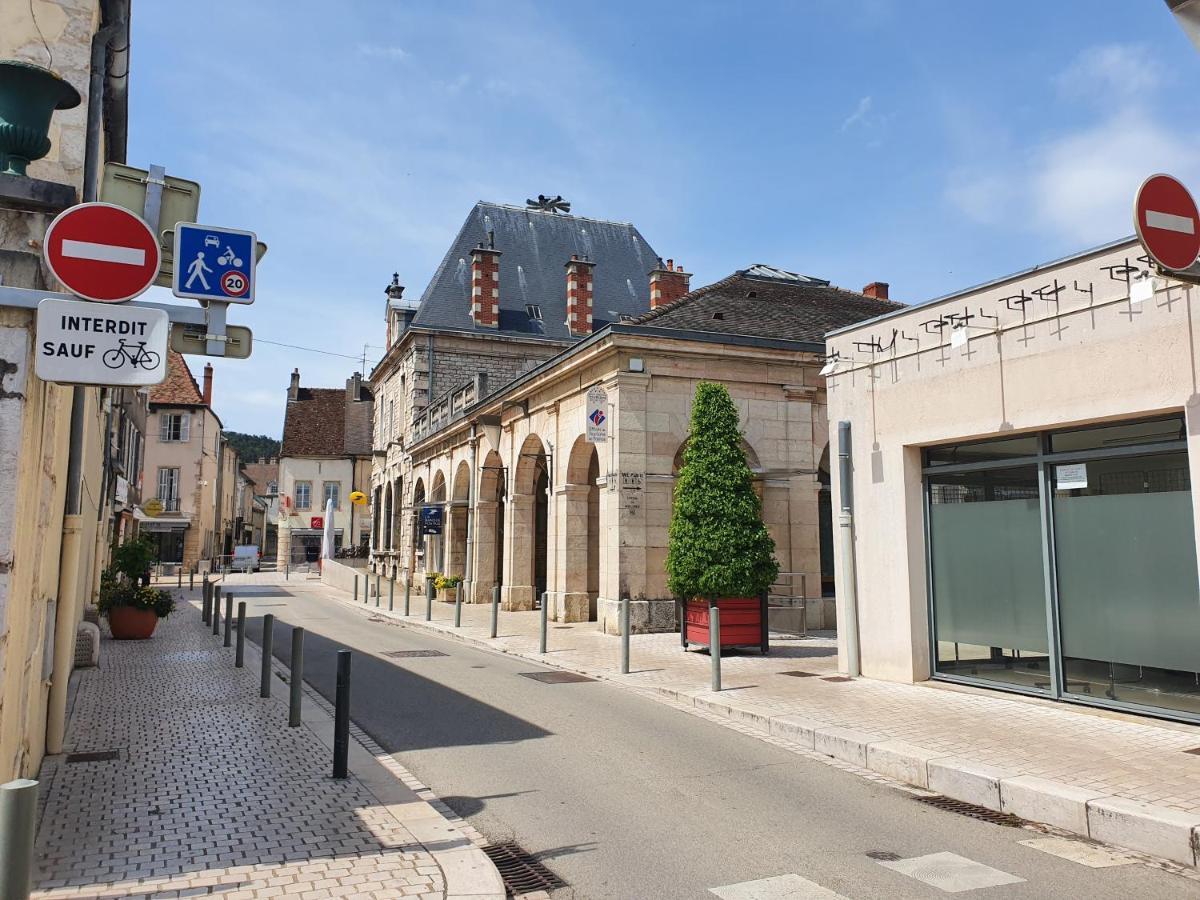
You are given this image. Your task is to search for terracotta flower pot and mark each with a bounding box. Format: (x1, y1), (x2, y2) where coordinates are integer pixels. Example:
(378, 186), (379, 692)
(108, 605), (159, 640)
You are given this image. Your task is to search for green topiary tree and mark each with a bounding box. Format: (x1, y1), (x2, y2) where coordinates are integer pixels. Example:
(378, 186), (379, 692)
(667, 382), (779, 600)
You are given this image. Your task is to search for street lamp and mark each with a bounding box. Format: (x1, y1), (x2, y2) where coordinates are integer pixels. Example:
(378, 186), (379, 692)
(1166, 0), (1200, 53)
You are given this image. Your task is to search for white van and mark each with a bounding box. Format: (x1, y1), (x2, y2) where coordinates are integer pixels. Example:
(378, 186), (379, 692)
(231, 545), (260, 573)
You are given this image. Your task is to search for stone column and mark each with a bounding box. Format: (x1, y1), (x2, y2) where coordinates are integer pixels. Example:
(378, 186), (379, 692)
(557, 483), (592, 622)
(502, 493), (536, 610)
(471, 499), (498, 603)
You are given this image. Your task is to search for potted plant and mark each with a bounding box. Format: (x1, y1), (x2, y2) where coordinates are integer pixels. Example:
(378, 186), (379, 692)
(667, 381), (778, 654)
(97, 535), (177, 639)
(432, 572), (462, 602)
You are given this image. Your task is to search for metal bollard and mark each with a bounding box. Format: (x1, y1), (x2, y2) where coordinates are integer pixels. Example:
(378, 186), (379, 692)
(212, 587), (221, 636)
(285, 562), (289, 580)
(539, 591), (548, 654)
(0, 778), (38, 900)
(235, 601), (247, 667)
(490, 585), (500, 638)
(404, 578), (411, 616)
(710, 606), (722, 692)
(223, 592), (234, 648)
(202, 581), (211, 625)
(333, 650), (351, 779)
(288, 627), (304, 727)
(620, 596), (630, 675)
(260, 614), (274, 698)
(425, 577), (433, 621)
(190, 569), (194, 591)
(454, 583), (462, 628)
(388, 576), (395, 612)
(178, 567), (183, 588)
(375, 574), (381, 607)
(354, 575), (359, 603)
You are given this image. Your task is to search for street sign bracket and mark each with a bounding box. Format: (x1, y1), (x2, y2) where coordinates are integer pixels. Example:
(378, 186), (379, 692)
(142, 163), (167, 235)
(205, 301), (228, 357)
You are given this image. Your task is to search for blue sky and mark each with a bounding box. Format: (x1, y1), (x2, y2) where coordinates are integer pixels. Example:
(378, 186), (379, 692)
(129, 1), (1200, 435)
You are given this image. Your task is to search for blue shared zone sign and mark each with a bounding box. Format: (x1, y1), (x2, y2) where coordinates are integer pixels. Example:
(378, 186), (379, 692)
(173, 222), (256, 304)
(420, 505), (444, 535)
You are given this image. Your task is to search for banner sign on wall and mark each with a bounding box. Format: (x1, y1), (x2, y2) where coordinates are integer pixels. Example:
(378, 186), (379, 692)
(586, 385), (608, 443)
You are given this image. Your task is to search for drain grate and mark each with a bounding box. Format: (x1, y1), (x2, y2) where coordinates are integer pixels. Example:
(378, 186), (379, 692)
(482, 841), (566, 894)
(779, 670), (821, 678)
(915, 794), (1026, 827)
(865, 850), (902, 861)
(66, 750), (120, 763)
(519, 671), (595, 684)
(381, 649), (448, 658)
(821, 676), (853, 683)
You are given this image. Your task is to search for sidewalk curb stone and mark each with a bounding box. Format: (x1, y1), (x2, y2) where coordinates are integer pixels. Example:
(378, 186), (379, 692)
(320, 580), (1200, 874)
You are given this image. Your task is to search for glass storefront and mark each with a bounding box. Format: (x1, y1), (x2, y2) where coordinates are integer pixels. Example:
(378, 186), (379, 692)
(925, 415), (1200, 721)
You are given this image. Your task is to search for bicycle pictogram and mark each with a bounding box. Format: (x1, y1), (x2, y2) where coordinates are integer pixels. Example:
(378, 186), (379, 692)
(102, 339), (161, 371)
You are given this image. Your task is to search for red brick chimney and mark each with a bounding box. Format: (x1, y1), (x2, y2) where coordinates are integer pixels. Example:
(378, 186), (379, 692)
(565, 254), (595, 336)
(470, 243), (501, 329)
(862, 281), (889, 300)
(202, 363), (213, 406)
(649, 258), (690, 309)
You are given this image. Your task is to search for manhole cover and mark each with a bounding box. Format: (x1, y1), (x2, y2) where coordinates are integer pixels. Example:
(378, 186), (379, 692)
(381, 649), (448, 658)
(482, 841), (566, 894)
(779, 670), (820, 678)
(519, 671), (595, 684)
(915, 795), (1026, 827)
(66, 750), (120, 763)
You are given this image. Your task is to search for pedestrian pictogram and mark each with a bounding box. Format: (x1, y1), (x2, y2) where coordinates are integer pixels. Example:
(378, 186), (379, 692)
(43, 202), (161, 303)
(1134, 174), (1200, 271)
(173, 223), (257, 304)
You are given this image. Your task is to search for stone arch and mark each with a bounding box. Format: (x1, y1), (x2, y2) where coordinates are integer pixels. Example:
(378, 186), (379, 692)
(383, 481), (394, 551)
(428, 470), (447, 573)
(505, 433), (549, 610)
(410, 477), (426, 575)
(447, 460), (472, 582)
(560, 435), (601, 622)
(671, 435), (762, 475)
(475, 448), (505, 601)
(817, 443), (833, 596)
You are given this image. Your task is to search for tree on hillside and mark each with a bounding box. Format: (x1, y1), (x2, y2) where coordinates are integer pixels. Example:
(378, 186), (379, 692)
(225, 432), (281, 463)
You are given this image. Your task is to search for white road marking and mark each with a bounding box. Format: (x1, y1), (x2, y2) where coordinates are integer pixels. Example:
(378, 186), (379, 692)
(876, 851), (1024, 893)
(710, 873), (850, 899)
(1019, 836), (1137, 868)
(1145, 210), (1195, 234)
(61, 239), (146, 266)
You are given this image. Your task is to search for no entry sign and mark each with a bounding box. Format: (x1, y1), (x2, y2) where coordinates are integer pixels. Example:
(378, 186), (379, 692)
(43, 202), (161, 303)
(1134, 174), (1200, 271)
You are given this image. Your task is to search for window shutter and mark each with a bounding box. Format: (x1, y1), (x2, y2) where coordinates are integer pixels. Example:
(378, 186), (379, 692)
(159, 414), (170, 441)
(180, 414), (190, 442)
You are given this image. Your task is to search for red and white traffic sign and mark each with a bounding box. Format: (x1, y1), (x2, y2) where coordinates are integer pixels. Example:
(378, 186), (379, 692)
(43, 202), (161, 303)
(1135, 174), (1200, 271)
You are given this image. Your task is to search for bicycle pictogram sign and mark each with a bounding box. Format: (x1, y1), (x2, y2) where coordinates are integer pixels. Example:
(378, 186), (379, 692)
(103, 339), (161, 371)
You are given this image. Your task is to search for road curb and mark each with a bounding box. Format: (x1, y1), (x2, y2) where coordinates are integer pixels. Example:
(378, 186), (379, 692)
(320, 584), (1200, 872)
(226, 598), (506, 900)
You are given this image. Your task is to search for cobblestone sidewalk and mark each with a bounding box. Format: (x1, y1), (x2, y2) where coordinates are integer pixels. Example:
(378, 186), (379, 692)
(307, 572), (1200, 869)
(31, 595), (501, 900)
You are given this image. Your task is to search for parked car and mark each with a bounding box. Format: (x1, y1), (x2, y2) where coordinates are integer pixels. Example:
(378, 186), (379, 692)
(231, 545), (260, 573)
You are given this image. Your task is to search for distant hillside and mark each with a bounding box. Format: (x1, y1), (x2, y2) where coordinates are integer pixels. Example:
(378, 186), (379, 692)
(225, 432), (281, 463)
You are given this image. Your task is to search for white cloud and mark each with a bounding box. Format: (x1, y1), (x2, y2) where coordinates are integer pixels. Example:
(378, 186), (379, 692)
(357, 43), (409, 61)
(841, 95), (873, 131)
(1055, 43), (1162, 102)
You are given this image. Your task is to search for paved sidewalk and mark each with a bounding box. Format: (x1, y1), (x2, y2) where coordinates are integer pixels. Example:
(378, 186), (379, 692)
(31, 590), (503, 899)
(309, 572), (1200, 870)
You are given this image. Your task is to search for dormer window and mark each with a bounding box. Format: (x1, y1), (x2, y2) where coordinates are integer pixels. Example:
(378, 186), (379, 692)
(525, 304), (543, 320)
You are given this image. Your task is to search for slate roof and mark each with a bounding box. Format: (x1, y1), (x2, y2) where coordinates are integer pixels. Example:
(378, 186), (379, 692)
(411, 202), (660, 339)
(630, 266), (904, 344)
(282, 387), (374, 459)
(149, 351), (204, 407)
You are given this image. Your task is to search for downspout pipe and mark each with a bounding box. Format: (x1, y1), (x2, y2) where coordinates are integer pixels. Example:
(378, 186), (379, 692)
(838, 420), (862, 677)
(464, 423), (477, 601)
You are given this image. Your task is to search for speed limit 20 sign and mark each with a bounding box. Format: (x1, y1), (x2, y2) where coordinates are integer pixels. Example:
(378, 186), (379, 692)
(172, 222), (256, 304)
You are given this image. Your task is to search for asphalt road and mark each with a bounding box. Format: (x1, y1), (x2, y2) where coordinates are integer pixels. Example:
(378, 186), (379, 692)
(236, 584), (1200, 900)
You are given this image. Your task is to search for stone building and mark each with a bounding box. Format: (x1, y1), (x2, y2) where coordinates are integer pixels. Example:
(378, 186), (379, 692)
(241, 457), (279, 556)
(277, 370), (374, 564)
(368, 199), (897, 632)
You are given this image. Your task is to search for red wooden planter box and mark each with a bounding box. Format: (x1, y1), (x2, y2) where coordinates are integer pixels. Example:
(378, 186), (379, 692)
(682, 597), (768, 654)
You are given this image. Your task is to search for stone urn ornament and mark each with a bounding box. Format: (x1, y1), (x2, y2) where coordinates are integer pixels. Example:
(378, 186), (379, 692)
(0, 59), (81, 176)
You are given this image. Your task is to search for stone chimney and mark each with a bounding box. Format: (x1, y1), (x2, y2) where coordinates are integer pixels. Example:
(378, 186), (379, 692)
(347, 371), (362, 401)
(565, 254), (596, 336)
(202, 363), (213, 406)
(649, 258), (691, 309)
(470, 242), (501, 329)
(288, 368), (300, 401)
(862, 281), (889, 300)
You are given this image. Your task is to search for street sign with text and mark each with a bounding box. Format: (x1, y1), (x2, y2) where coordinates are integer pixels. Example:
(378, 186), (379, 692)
(173, 223), (257, 304)
(420, 506), (443, 535)
(43, 202), (161, 303)
(36, 297), (169, 385)
(1135, 174), (1200, 271)
(586, 385), (608, 442)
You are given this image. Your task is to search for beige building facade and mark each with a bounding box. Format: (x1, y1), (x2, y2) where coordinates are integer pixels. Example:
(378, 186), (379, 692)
(826, 236), (1200, 723)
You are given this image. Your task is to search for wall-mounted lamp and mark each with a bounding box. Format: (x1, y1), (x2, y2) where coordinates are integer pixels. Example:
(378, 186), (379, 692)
(629, 357), (645, 373)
